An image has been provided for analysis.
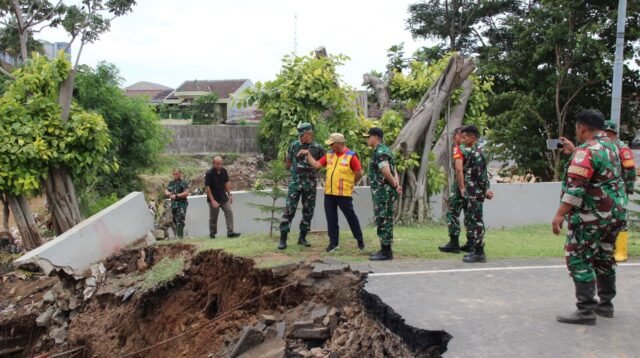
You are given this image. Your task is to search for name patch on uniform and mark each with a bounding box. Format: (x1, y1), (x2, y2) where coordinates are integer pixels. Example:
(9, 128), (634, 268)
(567, 165), (590, 178)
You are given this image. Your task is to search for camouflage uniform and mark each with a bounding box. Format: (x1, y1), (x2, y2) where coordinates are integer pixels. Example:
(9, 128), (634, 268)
(462, 143), (489, 248)
(279, 140), (325, 235)
(614, 138), (636, 196)
(447, 144), (469, 237)
(368, 143), (398, 246)
(561, 132), (627, 283)
(167, 179), (189, 238)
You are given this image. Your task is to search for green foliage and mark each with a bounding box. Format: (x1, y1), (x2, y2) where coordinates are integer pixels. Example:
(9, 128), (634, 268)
(0, 53), (115, 196)
(241, 52), (367, 160)
(79, 191), (118, 217)
(0, 22), (43, 60)
(140, 256), (186, 290)
(478, 1), (640, 178)
(191, 92), (220, 125)
(74, 61), (169, 197)
(250, 160), (288, 238)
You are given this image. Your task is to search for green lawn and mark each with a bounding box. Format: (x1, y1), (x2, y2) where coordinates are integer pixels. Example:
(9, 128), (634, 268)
(159, 224), (640, 267)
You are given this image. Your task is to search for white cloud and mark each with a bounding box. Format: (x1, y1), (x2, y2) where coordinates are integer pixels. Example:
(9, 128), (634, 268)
(40, 0), (435, 89)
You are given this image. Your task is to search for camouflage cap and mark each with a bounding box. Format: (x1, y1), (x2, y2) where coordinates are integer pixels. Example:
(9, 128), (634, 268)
(297, 122), (313, 134)
(604, 120), (617, 134)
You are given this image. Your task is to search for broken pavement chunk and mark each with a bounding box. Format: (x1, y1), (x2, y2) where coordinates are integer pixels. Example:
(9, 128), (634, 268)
(230, 326), (265, 358)
(261, 314), (276, 325)
(290, 327), (330, 340)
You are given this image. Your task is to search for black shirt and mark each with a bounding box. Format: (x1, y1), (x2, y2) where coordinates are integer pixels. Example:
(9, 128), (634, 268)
(204, 168), (229, 204)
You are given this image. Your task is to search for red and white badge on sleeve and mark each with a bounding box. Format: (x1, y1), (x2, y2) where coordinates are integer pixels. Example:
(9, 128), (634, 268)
(567, 148), (594, 179)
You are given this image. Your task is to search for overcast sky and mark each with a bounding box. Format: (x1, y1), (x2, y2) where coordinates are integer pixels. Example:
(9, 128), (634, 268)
(40, 0), (434, 90)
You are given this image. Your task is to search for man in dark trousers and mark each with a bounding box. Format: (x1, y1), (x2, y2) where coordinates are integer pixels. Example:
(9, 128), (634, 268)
(205, 156), (241, 239)
(299, 132), (365, 252)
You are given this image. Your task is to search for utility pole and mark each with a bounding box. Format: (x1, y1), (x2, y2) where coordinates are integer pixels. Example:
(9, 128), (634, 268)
(610, 0), (627, 131)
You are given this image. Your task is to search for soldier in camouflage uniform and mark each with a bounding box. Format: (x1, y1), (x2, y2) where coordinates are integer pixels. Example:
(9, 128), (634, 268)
(365, 127), (402, 261)
(439, 127), (474, 253)
(603, 120), (636, 196)
(165, 168), (190, 239)
(553, 110), (627, 325)
(460, 126), (493, 263)
(278, 123), (325, 250)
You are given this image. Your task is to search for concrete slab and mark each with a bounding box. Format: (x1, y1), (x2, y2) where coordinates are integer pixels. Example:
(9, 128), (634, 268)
(14, 192), (154, 277)
(364, 258), (640, 358)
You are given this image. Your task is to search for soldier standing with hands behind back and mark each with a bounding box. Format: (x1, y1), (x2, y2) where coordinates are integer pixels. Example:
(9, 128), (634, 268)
(365, 127), (402, 261)
(278, 123), (325, 250)
(165, 168), (189, 239)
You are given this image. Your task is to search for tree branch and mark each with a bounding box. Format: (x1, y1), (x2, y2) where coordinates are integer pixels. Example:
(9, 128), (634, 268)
(0, 65), (15, 80)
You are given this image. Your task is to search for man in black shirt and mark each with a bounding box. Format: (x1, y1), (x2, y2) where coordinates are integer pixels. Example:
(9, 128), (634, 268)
(205, 156), (241, 239)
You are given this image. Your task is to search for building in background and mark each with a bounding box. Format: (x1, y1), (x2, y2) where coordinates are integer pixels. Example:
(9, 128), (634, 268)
(39, 40), (71, 60)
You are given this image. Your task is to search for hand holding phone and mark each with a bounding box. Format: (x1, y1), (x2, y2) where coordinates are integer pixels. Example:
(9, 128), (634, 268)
(546, 139), (563, 150)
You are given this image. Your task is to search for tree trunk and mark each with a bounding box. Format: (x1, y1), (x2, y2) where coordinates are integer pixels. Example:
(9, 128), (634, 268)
(1, 193), (9, 231)
(44, 168), (82, 235)
(43, 68), (83, 235)
(7, 195), (42, 250)
(11, 0), (28, 62)
(432, 78), (473, 169)
(392, 55), (475, 154)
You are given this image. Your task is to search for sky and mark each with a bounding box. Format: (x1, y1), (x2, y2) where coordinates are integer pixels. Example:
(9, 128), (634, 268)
(40, 0), (435, 90)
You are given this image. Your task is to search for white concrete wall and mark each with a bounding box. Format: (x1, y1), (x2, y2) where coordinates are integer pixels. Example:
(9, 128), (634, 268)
(15, 192), (154, 277)
(430, 182), (562, 228)
(184, 187), (375, 237)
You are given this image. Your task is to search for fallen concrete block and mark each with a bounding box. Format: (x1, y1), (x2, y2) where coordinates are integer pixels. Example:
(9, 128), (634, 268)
(238, 338), (285, 358)
(230, 326), (265, 358)
(276, 321), (286, 339)
(311, 307), (328, 323)
(255, 321), (267, 332)
(14, 192), (154, 278)
(292, 320), (314, 330)
(311, 264), (326, 278)
(261, 314), (276, 325)
(290, 327), (330, 340)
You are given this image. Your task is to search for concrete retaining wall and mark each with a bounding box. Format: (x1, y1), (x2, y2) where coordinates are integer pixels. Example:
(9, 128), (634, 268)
(430, 182), (563, 229)
(185, 183), (570, 237)
(184, 187), (375, 238)
(164, 125), (259, 154)
(15, 192), (154, 277)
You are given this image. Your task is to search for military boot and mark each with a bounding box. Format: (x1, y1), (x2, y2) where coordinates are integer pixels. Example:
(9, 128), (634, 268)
(556, 281), (597, 325)
(277, 232), (287, 250)
(176, 225), (184, 239)
(462, 244), (486, 263)
(369, 244), (393, 261)
(595, 275), (616, 318)
(460, 239), (474, 253)
(438, 235), (460, 253)
(298, 231), (311, 247)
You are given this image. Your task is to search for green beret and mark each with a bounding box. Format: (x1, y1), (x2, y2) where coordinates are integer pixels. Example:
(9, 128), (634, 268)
(604, 120), (617, 133)
(297, 122), (313, 134)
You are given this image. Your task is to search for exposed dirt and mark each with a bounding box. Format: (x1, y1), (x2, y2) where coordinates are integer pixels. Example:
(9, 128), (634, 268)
(1, 245), (450, 357)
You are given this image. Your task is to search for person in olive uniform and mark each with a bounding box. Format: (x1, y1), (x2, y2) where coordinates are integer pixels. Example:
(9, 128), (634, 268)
(365, 127), (402, 261)
(165, 168), (189, 238)
(278, 123), (325, 250)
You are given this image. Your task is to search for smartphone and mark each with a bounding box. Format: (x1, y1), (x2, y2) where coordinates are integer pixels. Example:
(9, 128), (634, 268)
(546, 139), (563, 150)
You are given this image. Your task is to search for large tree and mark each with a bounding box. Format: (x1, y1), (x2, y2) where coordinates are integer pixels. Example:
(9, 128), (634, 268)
(407, 0), (518, 54)
(74, 62), (168, 200)
(479, 0), (640, 179)
(0, 0), (136, 235)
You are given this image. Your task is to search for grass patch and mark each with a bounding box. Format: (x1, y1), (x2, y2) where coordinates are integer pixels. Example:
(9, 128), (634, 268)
(159, 224), (640, 268)
(140, 256), (186, 290)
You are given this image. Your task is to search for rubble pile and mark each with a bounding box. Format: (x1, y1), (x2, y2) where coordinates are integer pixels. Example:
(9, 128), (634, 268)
(1, 246), (451, 357)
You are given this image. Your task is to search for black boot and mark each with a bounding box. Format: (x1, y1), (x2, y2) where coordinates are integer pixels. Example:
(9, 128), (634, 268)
(595, 275), (616, 318)
(277, 232), (287, 250)
(557, 281), (597, 325)
(439, 235), (460, 253)
(460, 240), (474, 253)
(369, 244), (393, 261)
(463, 244), (486, 263)
(297, 231), (311, 247)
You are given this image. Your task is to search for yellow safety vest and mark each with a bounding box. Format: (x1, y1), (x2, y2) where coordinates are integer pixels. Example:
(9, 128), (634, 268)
(325, 150), (356, 197)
